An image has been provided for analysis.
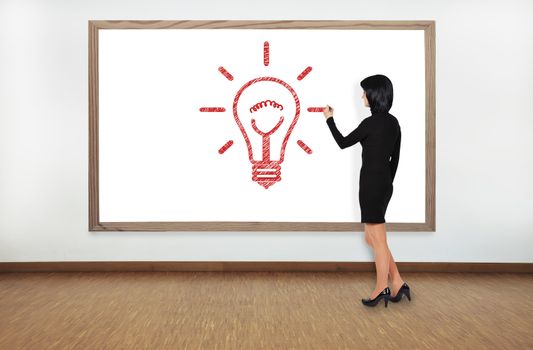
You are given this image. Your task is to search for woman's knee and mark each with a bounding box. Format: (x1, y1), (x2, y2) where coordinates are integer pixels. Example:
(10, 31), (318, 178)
(367, 223), (387, 245)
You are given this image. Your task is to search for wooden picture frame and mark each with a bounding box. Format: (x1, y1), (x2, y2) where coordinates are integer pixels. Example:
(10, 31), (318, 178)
(89, 20), (435, 232)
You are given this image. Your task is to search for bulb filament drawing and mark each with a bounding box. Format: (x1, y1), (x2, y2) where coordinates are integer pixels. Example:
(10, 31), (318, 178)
(249, 99), (284, 113)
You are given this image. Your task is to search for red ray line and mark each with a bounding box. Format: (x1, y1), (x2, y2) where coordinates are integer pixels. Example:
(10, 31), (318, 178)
(307, 107), (325, 112)
(263, 41), (270, 66)
(199, 107), (226, 112)
(297, 140), (313, 154)
(297, 66), (313, 80)
(218, 66), (234, 81)
(218, 140), (234, 154)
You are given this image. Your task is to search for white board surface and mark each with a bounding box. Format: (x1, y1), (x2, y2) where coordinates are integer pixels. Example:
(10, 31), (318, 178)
(98, 28), (426, 223)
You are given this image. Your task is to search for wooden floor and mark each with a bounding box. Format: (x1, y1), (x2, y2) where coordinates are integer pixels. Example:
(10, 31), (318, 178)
(0, 272), (532, 349)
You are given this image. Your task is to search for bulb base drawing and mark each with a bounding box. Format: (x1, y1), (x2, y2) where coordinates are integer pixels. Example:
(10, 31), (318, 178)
(252, 161), (282, 189)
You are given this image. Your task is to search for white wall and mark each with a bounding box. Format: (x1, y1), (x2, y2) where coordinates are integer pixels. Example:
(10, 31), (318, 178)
(1, 0), (532, 263)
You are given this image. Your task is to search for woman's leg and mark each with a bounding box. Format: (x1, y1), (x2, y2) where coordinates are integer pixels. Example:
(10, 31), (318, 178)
(366, 223), (390, 298)
(388, 251), (405, 296)
(364, 225), (404, 296)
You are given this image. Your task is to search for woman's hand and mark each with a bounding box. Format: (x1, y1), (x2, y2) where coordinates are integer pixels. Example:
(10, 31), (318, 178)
(323, 105), (334, 119)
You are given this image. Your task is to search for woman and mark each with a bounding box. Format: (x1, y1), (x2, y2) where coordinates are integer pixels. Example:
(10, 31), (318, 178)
(323, 74), (411, 308)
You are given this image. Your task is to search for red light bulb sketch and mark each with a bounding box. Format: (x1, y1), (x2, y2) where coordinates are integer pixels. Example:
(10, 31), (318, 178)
(234, 76), (299, 189)
(199, 41), (326, 189)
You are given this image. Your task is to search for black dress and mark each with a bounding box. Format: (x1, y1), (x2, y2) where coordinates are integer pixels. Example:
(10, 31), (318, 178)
(326, 111), (401, 223)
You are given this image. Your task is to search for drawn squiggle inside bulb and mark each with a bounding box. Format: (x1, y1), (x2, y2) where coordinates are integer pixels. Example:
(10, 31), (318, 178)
(249, 99), (284, 113)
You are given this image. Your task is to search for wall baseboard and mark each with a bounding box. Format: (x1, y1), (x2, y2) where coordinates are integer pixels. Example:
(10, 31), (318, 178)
(0, 261), (532, 273)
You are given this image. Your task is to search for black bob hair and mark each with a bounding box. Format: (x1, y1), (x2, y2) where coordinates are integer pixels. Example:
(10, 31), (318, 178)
(360, 74), (393, 114)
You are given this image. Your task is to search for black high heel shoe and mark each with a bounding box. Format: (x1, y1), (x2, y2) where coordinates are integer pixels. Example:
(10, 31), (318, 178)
(389, 282), (411, 303)
(361, 287), (391, 307)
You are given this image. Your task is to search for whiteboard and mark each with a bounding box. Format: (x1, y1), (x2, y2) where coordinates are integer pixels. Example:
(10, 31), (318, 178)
(90, 21), (435, 231)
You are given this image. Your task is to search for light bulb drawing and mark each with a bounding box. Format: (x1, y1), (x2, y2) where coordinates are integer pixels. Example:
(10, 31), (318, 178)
(232, 76), (300, 189)
(199, 41), (325, 189)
